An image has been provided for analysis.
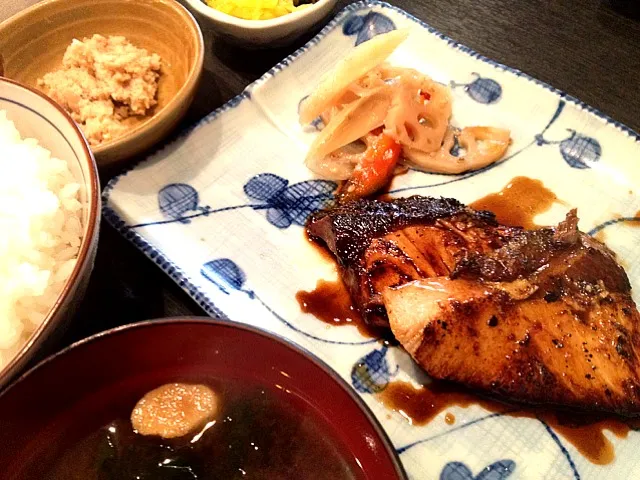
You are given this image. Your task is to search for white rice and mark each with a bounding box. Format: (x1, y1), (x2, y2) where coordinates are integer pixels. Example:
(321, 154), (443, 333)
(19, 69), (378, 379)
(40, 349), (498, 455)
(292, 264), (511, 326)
(0, 110), (83, 369)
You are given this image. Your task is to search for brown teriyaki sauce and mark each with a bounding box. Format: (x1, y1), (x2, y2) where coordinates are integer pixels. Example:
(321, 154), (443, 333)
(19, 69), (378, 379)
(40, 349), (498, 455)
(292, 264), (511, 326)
(594, 230), (608, 243)
(296, 279), (384, 338)
(378, 381), (505, 426)
(301, 185), (638, 467)
(470, 176), (558, 229)
(444, 412), (456, 425)
(379, 380), (640, 465)
(299, 233), (388, 339)
(304, 229), (336, 264)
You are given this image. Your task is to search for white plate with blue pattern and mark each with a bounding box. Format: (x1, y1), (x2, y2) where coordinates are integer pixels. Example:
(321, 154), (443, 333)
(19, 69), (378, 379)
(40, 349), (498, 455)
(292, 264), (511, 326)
(103, 2), (640, 479)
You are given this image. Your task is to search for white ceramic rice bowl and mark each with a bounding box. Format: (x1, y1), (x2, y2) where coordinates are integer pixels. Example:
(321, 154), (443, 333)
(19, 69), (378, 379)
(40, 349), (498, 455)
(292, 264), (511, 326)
(0, 77), (100, 389)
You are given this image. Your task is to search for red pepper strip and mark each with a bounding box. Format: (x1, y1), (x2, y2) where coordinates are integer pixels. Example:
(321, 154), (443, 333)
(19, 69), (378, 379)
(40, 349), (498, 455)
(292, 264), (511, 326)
(419, 90), (431, 102)
(339, 133), (402, 202)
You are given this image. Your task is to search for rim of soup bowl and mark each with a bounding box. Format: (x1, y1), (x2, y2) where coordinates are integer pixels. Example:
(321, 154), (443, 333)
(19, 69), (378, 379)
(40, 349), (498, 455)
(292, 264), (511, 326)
(0, 317), (408, 479)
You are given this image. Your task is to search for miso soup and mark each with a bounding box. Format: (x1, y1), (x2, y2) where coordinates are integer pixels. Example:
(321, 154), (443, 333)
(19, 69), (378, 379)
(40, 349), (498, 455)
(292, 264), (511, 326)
(38, 379), (362, 480)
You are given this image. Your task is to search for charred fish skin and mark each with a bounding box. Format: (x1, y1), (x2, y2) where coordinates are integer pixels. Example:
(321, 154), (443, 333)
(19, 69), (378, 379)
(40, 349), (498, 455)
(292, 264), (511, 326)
(309, 196), (640, 416)
(307, 196), (517, 327)
(307, 196), (469, 265)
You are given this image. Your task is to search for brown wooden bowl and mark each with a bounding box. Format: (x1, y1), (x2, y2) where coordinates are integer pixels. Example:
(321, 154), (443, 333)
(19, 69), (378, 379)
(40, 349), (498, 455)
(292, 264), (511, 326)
(0, 0), (205, 167)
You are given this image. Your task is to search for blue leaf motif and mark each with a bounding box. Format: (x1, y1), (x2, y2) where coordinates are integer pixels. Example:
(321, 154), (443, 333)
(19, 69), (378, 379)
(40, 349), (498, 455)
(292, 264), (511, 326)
(351, 346), (398, 393)
(451, 74), (502, 104)
(342, 11), (397, 46)
(559, 131), (601, 169)
(244, 174), (336, 229)
(158, 183), (203, 223)
(466, 75), (502, 104)
(201, 259), (246, 294)
(440, 460), (516, 480)
(278, 180), (336, 226)
(441, 462), (474, 480)
(342, 14), (365, 35)
(266, 208), (292, 228)
(450, 134), (462, 157)
(244, 173), (288, 201)
(309, 116), (325, 131)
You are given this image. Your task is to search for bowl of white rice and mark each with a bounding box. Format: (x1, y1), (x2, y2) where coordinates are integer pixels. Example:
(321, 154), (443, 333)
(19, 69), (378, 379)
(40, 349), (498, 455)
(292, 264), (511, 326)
(0, 76), (100, 389)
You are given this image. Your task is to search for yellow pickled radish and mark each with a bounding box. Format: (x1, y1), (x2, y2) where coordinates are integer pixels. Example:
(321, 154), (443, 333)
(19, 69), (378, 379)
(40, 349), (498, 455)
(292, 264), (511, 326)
(204, 0), (312, 20)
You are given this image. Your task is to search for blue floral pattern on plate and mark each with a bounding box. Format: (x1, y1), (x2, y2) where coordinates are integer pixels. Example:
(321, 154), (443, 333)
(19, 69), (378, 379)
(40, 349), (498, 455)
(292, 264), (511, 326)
(440, 460), (516, 480)
(451, 73), (503, 104)
(102, 2), (640, 478)
(200, 257), (375, 346)
(343, 11), (396, 45)
(201, 258), (250, 295)
(128, 174), (335, 230)
(351, 345), (398, 393)
(244, 174), (336, 228)
(157, 183), (212, 223)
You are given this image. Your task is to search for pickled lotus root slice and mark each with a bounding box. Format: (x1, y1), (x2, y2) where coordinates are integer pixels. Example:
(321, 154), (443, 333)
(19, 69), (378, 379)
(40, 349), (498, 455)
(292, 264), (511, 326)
(131, 383), (219, 439)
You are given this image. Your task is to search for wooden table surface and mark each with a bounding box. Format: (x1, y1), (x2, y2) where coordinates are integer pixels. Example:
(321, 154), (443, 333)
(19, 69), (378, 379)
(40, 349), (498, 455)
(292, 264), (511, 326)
(13, 0), (638, 357)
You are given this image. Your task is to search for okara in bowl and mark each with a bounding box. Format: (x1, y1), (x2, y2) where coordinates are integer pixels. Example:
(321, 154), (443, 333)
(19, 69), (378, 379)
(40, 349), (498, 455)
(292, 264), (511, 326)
(0, 0), (204, 166)
(184, 0), (337, 48)
(0, 77), (100, 390)
(0, 318), (407, 479)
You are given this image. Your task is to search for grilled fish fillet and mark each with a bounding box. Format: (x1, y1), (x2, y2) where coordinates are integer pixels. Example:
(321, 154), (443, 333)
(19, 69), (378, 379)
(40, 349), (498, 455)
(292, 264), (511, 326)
(308, 196), (640, 415)
(307, 196), (520, 327)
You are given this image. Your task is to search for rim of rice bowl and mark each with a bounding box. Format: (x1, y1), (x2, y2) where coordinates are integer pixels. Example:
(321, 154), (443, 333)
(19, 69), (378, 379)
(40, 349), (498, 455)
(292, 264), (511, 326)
(0, 77), (98, 386)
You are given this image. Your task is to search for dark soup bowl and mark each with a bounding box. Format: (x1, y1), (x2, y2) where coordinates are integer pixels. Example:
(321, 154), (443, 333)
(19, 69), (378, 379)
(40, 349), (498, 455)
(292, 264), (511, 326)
(0, 318), (406, 480)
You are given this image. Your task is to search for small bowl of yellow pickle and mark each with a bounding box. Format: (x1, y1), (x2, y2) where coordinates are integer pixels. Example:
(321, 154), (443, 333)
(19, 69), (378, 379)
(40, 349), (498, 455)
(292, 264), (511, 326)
(183, 0), (337, 47)
(204, 0), (314, 21)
